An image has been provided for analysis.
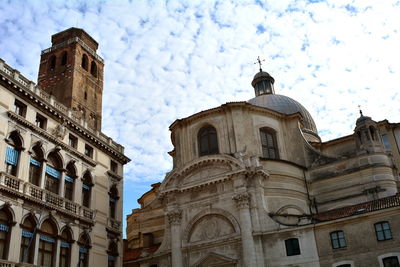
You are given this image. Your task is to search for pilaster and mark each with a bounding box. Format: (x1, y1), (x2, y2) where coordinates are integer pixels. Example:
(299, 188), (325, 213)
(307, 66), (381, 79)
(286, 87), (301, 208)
(233, 192), (257, 267)
(167, 209), (183, 267)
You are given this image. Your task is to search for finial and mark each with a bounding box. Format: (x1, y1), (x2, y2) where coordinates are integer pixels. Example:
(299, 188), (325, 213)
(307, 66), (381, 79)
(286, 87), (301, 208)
(254, 56), (265, 72)
(358, 105), (363, 116)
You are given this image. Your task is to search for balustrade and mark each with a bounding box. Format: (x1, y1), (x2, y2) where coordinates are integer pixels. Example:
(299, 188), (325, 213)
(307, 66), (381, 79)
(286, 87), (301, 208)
(0, 172), (95, 222)
(0, 172), (23, 192)
(107, 218), (121, 231)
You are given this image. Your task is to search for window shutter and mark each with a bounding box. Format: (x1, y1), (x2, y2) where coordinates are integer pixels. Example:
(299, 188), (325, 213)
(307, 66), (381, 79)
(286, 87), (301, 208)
(46, 166), (61, 179)
(5, 146), (19, 166)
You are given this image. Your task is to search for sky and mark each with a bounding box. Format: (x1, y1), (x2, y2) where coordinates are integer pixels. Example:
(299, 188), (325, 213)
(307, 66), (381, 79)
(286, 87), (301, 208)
(1, 0), (400, 237)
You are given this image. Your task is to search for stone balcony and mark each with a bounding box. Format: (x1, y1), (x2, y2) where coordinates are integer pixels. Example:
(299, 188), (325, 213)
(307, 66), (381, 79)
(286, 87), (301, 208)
(107, 217), (122, 234)
(0, 259), (39, 267)
(0, 172), (95, 223)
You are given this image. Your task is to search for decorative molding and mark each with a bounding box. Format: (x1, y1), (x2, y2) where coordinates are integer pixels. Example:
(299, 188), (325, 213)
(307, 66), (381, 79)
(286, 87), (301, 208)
(233, 193), (250, 209)
(8, 111), (97, 167)
(167, 210), (182, 225)
(0, 66), (129, 164)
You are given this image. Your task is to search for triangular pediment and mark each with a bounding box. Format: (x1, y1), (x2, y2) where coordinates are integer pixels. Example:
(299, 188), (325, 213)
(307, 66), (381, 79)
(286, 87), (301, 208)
(193, 252), (237, 267)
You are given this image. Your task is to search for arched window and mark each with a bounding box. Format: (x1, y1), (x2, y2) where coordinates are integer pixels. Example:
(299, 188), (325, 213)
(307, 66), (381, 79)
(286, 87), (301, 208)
(61, 51), (68, 66)
(82, 172), (93, 208)
(357, 131), (363, 144)
(78, 233), (90, 267)
(198, 126), (219, 156)
(59, 228), (73, 267)
(38, 219), (57, 267)
(90, 61), (97, 77)
(369, 126), (376, 141)
(0, 208), (12, 260)
(107, 241), (118, 267)
(5, 131), (23, 176)
(81, 54), (88, 71)
(109, 185), (119, 219)
(29, 143), (44, 186)
(45, 152), (63, 195)
(20, 215), (36, 264)
(260, 128), (279, 159)
(49, 55), (56, 71)
(64, 162), (76, 201)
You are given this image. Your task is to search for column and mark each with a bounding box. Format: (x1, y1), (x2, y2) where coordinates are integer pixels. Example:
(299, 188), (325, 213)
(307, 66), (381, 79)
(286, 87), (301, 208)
(39, 161), (47, 189)
(54, 239), (61, 267)
(70, 225), (79, 267)
(167, 209), (183, 267)
(8, 204), (22, 262)
(233, 192), (257, 267)
(74, 177), (83, 205)
(59, 171), (66, 197)
(33, 234), (40, 265)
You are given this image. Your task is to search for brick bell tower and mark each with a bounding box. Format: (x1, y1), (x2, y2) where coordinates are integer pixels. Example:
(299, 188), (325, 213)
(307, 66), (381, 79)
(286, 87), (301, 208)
(38, 28), (104, 130)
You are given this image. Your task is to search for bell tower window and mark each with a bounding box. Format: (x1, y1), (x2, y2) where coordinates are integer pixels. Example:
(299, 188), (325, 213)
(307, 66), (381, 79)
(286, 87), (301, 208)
(81, 54), (88, 70)
(90, 61), (97, 77)
(49, 56), (56, 71)
(61, 51), (68, 66)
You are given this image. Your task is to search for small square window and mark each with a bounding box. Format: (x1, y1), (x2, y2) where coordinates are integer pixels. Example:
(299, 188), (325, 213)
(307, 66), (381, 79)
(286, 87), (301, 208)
(330, 231), (347, 249)
(285, 238), (300, 256)
(14, 99), (27, 117)
(375, 221), (392, 241)
(35, 113), (47, 129)
(84, 144), (93, 158)
(110, 160), (118, 173)
(68, 134), (78, 149)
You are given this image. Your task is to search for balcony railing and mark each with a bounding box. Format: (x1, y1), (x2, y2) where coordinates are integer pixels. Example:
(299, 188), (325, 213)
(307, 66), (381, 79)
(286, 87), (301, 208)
(0, 172), (95, 223)
(107, 218), (121, 232)
(0, 259), (39, 267)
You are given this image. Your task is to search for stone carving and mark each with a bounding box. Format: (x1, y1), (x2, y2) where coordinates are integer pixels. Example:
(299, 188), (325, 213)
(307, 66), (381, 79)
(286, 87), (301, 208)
(189, 215), (235, 243)
(232, 193), (250, 209)
(203, 216), (219, 239)
(52, 122), (66, 139)
(167, 210), (182, 225)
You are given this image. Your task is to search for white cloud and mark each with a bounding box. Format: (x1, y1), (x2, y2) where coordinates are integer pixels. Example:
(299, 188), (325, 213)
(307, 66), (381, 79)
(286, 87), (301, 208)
(1, 0), (400, 228)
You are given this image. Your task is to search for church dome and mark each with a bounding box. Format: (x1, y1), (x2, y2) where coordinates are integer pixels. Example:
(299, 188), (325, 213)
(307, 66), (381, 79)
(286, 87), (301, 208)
(248, 94), (318, 134)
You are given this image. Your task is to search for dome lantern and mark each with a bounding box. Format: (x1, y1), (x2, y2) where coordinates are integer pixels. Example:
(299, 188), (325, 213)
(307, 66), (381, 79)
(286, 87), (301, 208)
(251, 57), (275, 96)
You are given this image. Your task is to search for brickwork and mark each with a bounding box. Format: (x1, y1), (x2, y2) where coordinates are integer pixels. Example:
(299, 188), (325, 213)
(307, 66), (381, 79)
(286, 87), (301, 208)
(37, 28), (104, 130)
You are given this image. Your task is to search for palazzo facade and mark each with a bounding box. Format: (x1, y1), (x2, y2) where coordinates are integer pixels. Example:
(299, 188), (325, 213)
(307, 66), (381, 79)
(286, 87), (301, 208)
(124, 68), (400, 267)
(0, 28), (129, 267)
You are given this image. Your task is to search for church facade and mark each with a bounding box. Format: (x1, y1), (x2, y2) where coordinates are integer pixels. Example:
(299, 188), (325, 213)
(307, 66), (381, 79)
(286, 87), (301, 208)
(0, 28), (129, 267)
(124, 68), (400, 267)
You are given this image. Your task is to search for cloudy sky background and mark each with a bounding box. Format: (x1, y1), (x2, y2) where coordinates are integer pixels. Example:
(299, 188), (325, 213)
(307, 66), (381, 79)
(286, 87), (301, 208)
(1, 0), (399, 236)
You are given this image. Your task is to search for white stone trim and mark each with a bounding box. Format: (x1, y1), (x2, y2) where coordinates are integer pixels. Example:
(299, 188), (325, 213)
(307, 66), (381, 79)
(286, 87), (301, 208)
(378, 252), (400, 267)
(332, 260), (354, 267)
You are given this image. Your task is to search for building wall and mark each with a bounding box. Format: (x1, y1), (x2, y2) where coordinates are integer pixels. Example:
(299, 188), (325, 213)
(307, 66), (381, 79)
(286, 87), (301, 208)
(125, 92), (400, 267)
(0, 34), (128, 267)
(315, 208), (400, 267)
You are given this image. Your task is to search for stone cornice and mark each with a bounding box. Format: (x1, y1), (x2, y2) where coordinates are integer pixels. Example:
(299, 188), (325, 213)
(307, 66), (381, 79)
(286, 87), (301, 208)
(169, 101), (299, 132)
(41, 36), (104, 64)
(0, 61), (130, 164)
(8, 111), (97, 167)
(107, 170), (123, 181)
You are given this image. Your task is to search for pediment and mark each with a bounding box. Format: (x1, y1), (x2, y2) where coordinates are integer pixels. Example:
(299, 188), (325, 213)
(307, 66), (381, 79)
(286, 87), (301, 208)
(160, 155), (244, 193)
(181, 163), (231, 187)
(193, 252), (237, 267)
